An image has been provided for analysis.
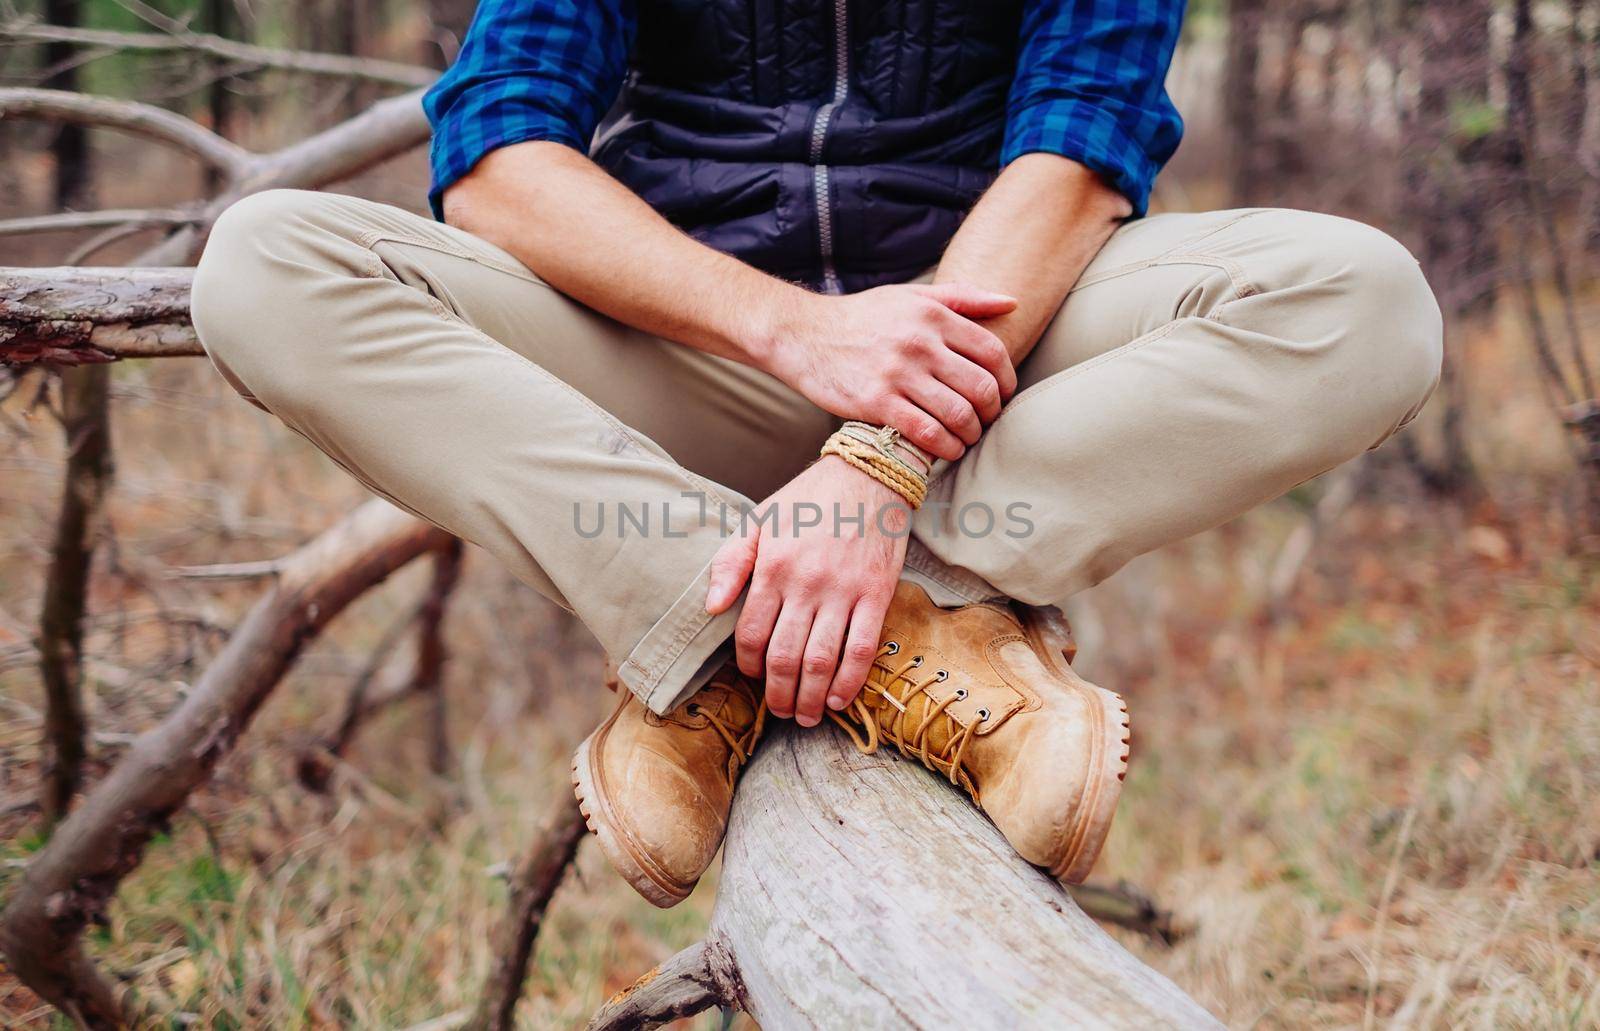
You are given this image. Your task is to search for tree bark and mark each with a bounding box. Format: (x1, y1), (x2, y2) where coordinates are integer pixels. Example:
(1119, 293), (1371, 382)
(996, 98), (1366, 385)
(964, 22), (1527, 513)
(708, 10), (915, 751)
(585, 940), (742, 1031)
(0, 266), (199, 364)
(0, 500), (451, 1027)
(467, 797), (588, 1031)
(698, 724), (1219, 1028)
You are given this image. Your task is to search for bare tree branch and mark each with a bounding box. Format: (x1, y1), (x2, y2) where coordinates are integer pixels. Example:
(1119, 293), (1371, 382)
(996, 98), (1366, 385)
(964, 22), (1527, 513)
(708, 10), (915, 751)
(61, 222), (166, 265)
(1, 19), (438, 88)
(1067, 880), (1189, 947)
(468, 797), (587, 1031)
(231, 87), (427, 198)
(168, 556), (285, 580)
(295, 597), (427, 792)
(0, 266), (198, 364)
(133, 87), (428, 268)
(0, 87), (251, 176)
(0, 207), (199, 237)
(296, 540), (463, 792)
(584, 940), (736, 1031)
(2, 88), (429, 363)
(35, 362), (110, 828)
(0, 500), (452, 1027)
(414, 540), (462, 775)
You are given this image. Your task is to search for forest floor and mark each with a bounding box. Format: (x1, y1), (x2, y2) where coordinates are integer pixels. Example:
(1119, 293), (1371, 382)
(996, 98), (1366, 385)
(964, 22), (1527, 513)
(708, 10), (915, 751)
(1, 151), (1597, 1028)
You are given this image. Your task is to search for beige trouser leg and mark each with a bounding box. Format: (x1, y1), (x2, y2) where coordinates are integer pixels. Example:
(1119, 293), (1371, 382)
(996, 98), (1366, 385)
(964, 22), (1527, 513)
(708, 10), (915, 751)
(193, 193), (1441, 715)
(901, 206), (1443, 605)
(192, 189), (834, 714)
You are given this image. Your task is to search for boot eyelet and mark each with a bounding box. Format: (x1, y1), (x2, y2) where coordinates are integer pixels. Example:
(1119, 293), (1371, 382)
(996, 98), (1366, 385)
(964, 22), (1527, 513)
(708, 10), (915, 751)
(686, 703), (701, 716)
(884, 641), (900, 655)
(910, 655), (924, 667)
(953, 687), (966, 699)
(976, 707), (991, 721)
(935, 669), (949, 682)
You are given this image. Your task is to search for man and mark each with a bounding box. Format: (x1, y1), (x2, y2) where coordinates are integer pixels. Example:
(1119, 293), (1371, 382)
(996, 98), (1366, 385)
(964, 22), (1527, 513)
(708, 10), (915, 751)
(192, 1), (1442, 907)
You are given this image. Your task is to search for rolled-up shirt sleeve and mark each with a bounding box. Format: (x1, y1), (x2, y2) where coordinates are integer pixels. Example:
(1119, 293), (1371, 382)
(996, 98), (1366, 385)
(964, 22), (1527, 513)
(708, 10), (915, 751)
(1002, 0), (1185, 217)
(423, 0), (636, 219)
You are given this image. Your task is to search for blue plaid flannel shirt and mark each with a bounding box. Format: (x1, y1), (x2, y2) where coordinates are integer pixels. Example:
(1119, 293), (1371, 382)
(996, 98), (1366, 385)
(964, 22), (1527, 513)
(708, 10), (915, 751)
(423, 1), (1185, 220)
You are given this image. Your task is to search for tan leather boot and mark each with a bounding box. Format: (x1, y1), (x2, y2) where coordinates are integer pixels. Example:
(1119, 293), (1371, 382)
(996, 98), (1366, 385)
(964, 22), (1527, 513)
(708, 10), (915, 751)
(832, 581), (1129, 883)
(571, 663), (766, 907)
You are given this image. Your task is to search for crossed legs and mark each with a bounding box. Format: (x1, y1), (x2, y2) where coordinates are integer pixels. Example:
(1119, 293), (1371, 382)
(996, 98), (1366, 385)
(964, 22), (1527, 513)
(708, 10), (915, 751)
(193, 192), (1441, 712)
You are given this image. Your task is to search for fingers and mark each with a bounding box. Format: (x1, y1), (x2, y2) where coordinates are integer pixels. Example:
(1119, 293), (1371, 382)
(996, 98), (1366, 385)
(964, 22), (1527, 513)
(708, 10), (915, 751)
(733, 564), (782, 678)
(934, 306), (1018, 403)
(763, 603), (815, 720)
(829, 590), (892, 710)
(932, 348), (1005, 425)
(911, 281), (1018, 319)
(905, 376), (982, 446)
(706, 527), (758, 614)
(885, 398), (965, 461)
(795, 605), (850, 726)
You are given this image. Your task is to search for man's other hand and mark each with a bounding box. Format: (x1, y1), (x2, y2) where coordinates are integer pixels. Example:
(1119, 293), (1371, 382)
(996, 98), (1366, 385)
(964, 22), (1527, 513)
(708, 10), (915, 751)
(754, 283), (1018, 461)
(705, 456), (910, 726)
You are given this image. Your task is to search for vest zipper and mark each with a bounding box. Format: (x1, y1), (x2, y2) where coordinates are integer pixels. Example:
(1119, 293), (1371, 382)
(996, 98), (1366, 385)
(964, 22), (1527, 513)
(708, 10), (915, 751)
(809, 0), (849, 294)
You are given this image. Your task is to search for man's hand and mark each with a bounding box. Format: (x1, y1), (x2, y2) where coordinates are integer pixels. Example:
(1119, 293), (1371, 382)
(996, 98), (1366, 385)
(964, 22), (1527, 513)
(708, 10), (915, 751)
(705, 457), (909, 725)
(755, 284), (1020, 461)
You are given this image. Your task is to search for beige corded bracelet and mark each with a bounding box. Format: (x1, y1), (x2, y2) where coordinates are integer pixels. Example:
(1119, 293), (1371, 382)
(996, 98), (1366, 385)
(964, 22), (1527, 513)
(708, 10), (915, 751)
(820, 421), (934, 509)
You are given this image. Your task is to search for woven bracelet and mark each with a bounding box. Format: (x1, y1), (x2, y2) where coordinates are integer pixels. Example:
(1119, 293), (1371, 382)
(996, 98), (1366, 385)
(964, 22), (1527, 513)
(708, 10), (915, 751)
(820, 427), (929, 509)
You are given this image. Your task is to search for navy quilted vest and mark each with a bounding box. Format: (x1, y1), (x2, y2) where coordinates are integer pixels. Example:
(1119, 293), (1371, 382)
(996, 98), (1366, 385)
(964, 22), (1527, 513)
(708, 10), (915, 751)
(591, 0), (1024, 294)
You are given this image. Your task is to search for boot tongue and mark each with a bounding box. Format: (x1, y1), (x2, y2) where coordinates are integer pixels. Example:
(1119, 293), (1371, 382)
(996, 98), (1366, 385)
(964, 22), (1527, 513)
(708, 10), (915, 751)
(695, 670), (761, 730)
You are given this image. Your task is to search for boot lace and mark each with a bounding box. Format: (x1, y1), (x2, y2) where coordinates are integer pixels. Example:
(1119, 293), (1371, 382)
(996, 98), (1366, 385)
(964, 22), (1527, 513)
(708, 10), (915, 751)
(686, 680), (768, 788)
(830, 643), (977, 791)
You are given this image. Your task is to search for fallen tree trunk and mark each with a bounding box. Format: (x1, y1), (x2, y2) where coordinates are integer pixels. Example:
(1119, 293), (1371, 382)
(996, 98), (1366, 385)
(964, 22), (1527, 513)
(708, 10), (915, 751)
(593, 723), (1219, 1029)
(0, 500), (451, 1027)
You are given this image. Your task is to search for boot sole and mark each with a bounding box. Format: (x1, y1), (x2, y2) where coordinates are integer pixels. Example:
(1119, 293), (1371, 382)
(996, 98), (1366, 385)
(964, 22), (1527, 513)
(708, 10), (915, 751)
(570, 734), (694, 909)
(1048, 674), (1130, 885)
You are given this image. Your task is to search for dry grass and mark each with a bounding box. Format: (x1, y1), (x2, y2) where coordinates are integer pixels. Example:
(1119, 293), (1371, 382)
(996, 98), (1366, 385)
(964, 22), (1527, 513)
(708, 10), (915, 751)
(1090, 500), (1599, 1028)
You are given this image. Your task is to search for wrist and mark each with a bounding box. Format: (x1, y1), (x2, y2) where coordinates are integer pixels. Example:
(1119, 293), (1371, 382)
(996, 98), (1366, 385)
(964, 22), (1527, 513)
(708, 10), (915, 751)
(741, 282), (824, 378)
(819, 455), (913, 536)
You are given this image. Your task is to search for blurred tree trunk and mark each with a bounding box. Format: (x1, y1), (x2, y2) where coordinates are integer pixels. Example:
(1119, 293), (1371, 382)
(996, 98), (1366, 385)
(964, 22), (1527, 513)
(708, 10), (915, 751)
(43, 0), (89, 209)
(334, 0), (375, 113)
(204, 0), (238, 193)
(1393, 0), (1492, 495)
(1574, 0), (1600, 257)
(1266, 4), (1314, 202)
(1225, 0), (1266, 204)
(1508, 0), (1600, 525)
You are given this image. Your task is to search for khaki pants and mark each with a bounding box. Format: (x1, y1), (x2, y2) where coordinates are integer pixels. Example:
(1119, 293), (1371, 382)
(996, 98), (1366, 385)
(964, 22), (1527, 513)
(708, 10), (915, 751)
(192, 192), (1442, 714)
